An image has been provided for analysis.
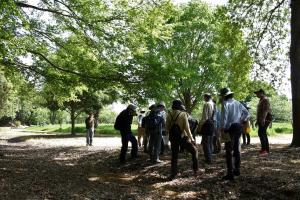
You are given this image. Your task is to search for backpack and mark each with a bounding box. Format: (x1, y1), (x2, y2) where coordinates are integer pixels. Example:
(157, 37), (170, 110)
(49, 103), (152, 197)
(114, 114), (122, 130)
(169, 112), (182, 142)
(145, 112), (160, 130)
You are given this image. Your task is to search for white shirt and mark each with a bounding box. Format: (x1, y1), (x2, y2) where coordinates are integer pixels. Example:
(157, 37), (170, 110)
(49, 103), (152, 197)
(221, 98), (250, 130)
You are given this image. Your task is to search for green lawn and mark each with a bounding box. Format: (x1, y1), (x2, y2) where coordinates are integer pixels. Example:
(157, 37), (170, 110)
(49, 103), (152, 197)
(27, 122), (292, 137)
(26, 123), (138, 136)
(249, 122), (293, 136)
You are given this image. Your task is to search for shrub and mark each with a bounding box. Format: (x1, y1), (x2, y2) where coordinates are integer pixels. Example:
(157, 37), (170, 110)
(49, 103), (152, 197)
(15, 120), (21, 127)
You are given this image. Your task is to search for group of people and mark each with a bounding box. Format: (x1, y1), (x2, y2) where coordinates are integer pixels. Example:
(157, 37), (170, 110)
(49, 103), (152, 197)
(87, 87), (272, 181)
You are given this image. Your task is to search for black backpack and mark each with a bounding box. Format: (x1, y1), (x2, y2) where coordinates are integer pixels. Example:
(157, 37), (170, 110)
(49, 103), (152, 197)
(145, 112), (160, 130)
(114, 114), (122, 130)
(169, 112), (182, 142)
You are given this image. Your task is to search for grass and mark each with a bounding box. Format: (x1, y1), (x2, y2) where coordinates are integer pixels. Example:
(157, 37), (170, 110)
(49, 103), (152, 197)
(26, 123), (138, 136)
(27, 122), (292, 137)
(249, 122), (293, 137)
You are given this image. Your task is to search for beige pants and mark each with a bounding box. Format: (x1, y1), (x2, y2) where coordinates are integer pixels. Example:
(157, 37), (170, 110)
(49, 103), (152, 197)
(137, 127), (145, 147)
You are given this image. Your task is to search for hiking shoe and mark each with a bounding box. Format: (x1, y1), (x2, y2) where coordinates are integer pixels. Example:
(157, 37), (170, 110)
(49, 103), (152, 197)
(222, 174), (234, 181)
(259, 150), (269, 156)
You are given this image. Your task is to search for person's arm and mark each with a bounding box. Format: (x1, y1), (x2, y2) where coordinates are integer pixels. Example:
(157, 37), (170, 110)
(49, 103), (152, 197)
(221, 103), (228, 131)
(262, 98), (270, 124)
(240, 103), (250, 123)
(183, 114), (194, 142)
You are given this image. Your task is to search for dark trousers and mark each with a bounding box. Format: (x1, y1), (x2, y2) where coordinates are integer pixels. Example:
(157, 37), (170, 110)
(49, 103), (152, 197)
(242, 133), (250, 145)
(202, 135), (213, 163)
(171, 137), (198, 175)
(143, 131), (150, 153)
(225, 123), (242, 176)
(258, 122), (270, 152)
(120, 132), (138, 162)
(148, 132), (162, 162)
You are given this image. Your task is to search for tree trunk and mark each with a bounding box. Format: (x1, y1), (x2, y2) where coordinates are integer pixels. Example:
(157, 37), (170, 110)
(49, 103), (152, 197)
(70, 104), (76, 136)
(49, 110), (56, 125)
(290, 0), (300, 146)
(94, 109), (100, 128)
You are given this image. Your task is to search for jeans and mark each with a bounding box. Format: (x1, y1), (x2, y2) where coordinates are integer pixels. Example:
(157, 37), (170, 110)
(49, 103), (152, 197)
(258, 122), (270, 152)
(171, 137), (198, 176)
(148, 131), (162, 162)
(86, 128), (94, 145)
(120, 132), (138, 162)
(202, 135), (213, 163)
(225, 123), (242, 176)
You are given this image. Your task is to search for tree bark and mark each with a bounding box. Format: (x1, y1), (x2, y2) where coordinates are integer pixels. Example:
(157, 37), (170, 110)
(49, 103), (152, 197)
(290, 0), (300, 146)
(70, 103), (76, 136)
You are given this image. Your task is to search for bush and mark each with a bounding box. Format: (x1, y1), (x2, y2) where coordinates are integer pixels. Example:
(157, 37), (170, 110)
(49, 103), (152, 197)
(15, 120), (21, 127)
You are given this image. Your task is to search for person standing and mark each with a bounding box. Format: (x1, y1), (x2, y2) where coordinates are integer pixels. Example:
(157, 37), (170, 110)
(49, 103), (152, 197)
(213, 99), (222, 154)
(137, 110), (146, 147)
(255, 89), (272, 155)
(146, 104), (165, 163)
(198, 93), (215, 164)
(166, 100), (198, 179)
(241, 102), (251, 146)
(157, 102), (167, 155)
(114, 104), (138, 163)
(219, 88), (250, 181)
(85, 112), (95, 146)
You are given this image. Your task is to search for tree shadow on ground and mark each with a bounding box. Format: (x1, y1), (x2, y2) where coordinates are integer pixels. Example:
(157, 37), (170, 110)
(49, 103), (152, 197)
(0, 143), (299, 199)
(7, 133), (118, 143)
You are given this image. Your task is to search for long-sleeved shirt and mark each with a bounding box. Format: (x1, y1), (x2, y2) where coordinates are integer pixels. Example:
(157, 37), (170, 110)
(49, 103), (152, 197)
(200, 100), (215, 126)
(221, 98), (250, 130)
(257, 96), (271, 123)
(166, 110), (194, 141)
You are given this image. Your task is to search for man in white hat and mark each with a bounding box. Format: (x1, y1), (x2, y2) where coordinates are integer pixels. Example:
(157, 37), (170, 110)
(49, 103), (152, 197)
(219, 88), (250, 180)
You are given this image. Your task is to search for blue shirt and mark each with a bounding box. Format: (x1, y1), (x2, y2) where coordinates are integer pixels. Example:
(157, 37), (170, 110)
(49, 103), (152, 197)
(221, 98), (250, 130)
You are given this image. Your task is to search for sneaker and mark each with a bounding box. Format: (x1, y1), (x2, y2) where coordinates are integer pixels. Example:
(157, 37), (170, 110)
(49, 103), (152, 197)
(259, 150), (268, 156)
(154, 159), (164, 163)
(222, 174), (234, 181)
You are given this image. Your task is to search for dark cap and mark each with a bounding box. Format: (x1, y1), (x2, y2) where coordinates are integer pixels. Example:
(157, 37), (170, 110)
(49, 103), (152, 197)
(254, 89), (265, 94)
(219, 88), (234, 96)
(172, 100), (183, 110)
(204, 93), (212, 98)
(148, 104), (156, 111)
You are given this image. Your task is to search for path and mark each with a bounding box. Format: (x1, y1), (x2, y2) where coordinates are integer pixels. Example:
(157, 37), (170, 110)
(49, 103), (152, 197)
(0, 128), (293, 150)
(0, 128), (299, 200)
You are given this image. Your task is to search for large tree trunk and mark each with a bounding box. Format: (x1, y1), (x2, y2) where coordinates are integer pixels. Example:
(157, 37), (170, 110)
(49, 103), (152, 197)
(290, 0), (300, 146)
(70, 104), (76, 136)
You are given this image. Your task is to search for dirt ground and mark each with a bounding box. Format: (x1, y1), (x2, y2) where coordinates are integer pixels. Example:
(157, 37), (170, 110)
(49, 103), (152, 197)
(0, 129), (299, 200)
